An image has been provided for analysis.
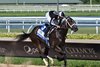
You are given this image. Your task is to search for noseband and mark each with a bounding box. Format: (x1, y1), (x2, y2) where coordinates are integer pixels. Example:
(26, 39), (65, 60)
(60, 17), (76, 29)
(65, 18), (75, 28)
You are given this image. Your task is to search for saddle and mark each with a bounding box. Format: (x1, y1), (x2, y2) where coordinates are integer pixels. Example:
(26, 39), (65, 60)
(37, 25), (49, 40)
(37, 25), (50, 47)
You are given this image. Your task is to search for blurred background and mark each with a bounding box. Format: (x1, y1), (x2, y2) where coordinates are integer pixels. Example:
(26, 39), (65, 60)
(0, 0), (100, 34)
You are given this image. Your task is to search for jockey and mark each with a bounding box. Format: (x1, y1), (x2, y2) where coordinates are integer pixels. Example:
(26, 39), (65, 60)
(45, 11), (66, 38)
(45, 11), (60, 38)
(44, 11), (66, 48)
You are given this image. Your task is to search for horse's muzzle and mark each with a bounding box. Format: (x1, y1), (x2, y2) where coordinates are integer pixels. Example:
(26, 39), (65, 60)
(71, 25), (78, 32)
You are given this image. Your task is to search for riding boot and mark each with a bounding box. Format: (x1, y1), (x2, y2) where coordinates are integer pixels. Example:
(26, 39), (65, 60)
(49, 26), (55, 34)
(44, 26), (50, 39)
(45, 39), (50, 48)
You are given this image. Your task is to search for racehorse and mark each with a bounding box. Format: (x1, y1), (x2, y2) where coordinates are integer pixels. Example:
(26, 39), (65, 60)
(16, 16), (78, 67)
(49, 16), (78, 66)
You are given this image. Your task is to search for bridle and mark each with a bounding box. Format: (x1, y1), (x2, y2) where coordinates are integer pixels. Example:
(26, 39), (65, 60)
(62, 17), (76, 29)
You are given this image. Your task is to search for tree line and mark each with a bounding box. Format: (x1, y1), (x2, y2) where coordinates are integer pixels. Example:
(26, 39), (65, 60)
(80, 0), (100, 4)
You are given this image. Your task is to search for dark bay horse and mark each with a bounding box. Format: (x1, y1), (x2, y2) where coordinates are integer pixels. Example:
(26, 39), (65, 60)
(16, 16), (78, 67)
(50, 16), (78, 54)
(49, 16), (78, 66)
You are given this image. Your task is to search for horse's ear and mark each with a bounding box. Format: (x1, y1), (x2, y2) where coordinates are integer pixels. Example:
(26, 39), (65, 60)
(66, 16), (70, 18)
(66, 16), (70, 19)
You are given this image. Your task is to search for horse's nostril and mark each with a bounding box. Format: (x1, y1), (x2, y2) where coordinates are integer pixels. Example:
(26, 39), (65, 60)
(74, 28), (78, 32)
(71, 27), (78, 32)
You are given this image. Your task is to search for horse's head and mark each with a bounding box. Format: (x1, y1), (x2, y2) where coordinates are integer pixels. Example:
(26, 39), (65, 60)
(60, 16), (78, 32)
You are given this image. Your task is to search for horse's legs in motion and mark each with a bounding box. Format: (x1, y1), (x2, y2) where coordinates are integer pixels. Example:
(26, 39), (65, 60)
(31, 39), (53, 67)
(31, 39), (49, 66)
(16, 29), (53, 67)
(43, 46), (54, 67)
(53, 43), (67, 67)
(60, 44), (67, 67)
(64, 58), (67, 67)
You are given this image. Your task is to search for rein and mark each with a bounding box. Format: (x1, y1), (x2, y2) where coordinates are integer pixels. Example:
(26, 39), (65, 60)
(61, 17), (75, 29)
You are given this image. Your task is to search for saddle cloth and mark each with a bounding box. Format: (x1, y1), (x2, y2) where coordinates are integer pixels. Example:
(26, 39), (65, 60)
(37, 25), (47, 41)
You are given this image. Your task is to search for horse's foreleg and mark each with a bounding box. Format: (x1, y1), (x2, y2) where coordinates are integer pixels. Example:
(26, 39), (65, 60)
(59, 45), (67, 67)
(55, 46), (65, 55)
(64, 58), (67, 67)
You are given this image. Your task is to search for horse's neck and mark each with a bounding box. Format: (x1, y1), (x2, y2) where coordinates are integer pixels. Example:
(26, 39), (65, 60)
(50, 28), (68, 39)
(60, 29), (68, 37)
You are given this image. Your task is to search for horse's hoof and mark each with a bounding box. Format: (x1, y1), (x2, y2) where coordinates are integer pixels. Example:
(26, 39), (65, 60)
(55, 55), (66, 61)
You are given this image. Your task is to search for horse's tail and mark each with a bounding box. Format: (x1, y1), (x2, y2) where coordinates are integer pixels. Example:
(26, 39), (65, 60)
(16, 31), (30, 42)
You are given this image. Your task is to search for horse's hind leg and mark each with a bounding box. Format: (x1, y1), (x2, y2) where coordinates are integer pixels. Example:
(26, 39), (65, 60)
(36, 42), (51, 67)
(40, 47), (54, 67)
(43, 57), (53, 67)
(44, 47), (49, 55)
(36, 42), (43, 54)
(36, 43), (50, 67)
(44, 47), (54, 65)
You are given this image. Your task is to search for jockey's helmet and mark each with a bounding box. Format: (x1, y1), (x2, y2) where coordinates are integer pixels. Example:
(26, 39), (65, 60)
(53, 11), (59, 16)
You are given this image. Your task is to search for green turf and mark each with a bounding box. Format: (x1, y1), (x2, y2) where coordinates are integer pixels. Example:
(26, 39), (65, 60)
(0, 11), (46, 16)
(1, 27), (99, 34)
(68, 27), (100, 34)
(0, 27), (100, 39)
(0, 57), (100, 67)
(66, 11), (100, 16)
(0, 11), (100, 16)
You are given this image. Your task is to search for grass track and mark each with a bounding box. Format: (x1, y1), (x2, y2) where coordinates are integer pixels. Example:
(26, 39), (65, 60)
(0, 11), (100, 16)
(0, 27), (100, 34)
(0, 57), (100, 67)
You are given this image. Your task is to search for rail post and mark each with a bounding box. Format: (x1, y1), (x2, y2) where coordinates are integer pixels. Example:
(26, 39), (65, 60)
(96, 19), (98, 34)
(22, 21), (25, 30)
(7, 20), (10, 33)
